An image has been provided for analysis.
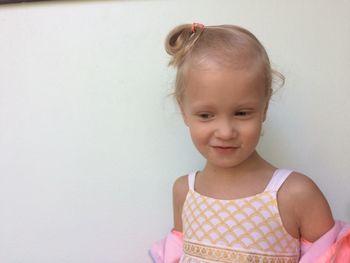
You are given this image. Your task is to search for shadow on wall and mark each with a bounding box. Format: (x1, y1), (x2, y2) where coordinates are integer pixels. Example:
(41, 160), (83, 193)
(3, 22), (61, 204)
(0, 0), (49, 3)
(0, 0), (151, 5)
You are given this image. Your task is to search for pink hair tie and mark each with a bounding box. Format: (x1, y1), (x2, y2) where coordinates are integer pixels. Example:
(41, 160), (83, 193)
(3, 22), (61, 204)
(191, 22), (205, 33)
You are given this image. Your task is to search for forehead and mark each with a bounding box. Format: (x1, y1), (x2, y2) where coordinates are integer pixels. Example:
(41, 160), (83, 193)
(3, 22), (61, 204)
(182, 62), (266, 106)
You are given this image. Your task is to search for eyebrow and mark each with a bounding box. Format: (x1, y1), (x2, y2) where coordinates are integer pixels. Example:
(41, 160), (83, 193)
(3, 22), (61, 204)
(235, 100), (263, 107)
(190, 100), (262, 108)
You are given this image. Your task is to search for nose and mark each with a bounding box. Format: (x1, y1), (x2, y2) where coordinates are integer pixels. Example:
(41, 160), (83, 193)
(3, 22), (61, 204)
(214, 119), (237, 140)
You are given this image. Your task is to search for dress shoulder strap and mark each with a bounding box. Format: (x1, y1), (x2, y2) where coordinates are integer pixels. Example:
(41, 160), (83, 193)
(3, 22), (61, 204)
(264, 169), (293, 192)
(187, 172), (197, 191)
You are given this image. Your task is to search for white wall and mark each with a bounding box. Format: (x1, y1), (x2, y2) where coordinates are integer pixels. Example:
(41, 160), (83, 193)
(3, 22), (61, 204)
(0, 0), (349, 262)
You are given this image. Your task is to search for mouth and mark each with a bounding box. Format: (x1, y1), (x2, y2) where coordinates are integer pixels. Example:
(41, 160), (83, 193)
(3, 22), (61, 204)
(212, 145), (239, 149)
(211, 145), (239, 153)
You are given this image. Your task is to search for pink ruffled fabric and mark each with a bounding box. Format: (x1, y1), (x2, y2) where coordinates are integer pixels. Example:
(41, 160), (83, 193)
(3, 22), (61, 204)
(149, 229), (183, 263)
(299, 220), (350, 263)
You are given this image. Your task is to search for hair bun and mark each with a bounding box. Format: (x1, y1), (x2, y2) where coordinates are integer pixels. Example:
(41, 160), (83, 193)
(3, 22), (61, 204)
(165, 24), (202, 66)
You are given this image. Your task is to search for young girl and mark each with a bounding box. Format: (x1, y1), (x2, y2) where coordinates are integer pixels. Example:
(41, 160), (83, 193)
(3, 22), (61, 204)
(150, 23), (350, 263)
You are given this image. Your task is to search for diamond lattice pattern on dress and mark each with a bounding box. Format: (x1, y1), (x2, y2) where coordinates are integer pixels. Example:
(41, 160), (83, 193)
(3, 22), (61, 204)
(182, 190), (299, 254)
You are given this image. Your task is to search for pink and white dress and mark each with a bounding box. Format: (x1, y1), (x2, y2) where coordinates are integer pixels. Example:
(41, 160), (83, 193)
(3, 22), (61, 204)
(150, 169), (350, 262)
(180, 169), (300, 262)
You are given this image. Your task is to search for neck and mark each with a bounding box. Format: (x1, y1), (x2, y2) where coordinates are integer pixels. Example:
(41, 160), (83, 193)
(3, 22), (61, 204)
(201, 151), (269, 179)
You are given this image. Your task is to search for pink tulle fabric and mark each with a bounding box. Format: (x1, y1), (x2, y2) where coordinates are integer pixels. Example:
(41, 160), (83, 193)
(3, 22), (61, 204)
(149, 229), (183, 263)
(299, 220), (350, 263)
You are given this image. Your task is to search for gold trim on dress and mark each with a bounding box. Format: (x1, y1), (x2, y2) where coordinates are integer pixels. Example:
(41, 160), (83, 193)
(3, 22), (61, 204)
(183, 241), (299, 263)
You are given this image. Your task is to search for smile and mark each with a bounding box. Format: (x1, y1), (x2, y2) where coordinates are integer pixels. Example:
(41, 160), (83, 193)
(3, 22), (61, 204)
(212, 145), (239, 149)
(211, 145), (239, 153)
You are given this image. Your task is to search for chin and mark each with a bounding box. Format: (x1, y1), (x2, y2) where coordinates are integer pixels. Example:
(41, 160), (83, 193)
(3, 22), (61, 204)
(208, 159), (244, 169)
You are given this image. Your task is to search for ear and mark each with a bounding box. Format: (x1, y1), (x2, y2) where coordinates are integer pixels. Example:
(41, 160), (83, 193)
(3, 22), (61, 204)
(178, 100), (189, 126)
(262, 100), (270, 122)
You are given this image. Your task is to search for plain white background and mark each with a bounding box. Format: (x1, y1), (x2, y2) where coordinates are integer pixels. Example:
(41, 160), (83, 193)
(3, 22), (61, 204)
(0, 0), (349, 262)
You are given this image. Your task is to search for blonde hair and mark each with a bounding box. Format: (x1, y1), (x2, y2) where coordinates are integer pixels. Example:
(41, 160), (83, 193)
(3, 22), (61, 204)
(165, 24), (284, 103)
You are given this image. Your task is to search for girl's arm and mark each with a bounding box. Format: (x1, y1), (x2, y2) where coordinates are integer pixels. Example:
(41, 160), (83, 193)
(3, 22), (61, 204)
(280, 172), (334, 242)
(149, 176), (188, 263)
(172, 175), (189, 233)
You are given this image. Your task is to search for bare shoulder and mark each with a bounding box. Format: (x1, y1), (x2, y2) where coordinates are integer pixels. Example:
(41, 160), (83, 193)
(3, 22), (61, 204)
(172, 175), (189, 232)
(280, 171), (321, 197)
(173, 175), (189, 206)
(279, 171), (334, 242)
(280, 172), (332, 206)
(173, 175), (188, 214)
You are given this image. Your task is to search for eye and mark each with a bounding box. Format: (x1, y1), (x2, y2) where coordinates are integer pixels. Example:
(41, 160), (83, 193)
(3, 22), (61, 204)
(235, 111), (250, 117)
(197, 113), (213, 120)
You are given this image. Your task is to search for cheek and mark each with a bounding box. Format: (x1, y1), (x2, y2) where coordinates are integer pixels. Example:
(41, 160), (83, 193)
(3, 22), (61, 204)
(240, 121), (262, 141)
(189, 126), (203, 142)
(188, 124), (210, 145)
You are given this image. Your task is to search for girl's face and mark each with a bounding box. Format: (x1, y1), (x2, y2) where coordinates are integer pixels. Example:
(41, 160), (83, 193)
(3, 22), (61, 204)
(180, 63), (268, 169)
